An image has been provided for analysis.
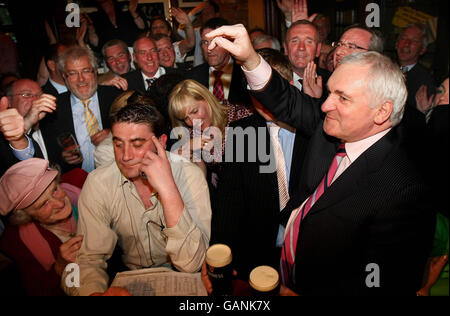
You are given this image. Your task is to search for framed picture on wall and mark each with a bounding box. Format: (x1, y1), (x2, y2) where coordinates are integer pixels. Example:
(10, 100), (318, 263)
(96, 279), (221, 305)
(118, 0), (171, 19)
(178, 0), (205, 8)
(140, 0), (171, 19)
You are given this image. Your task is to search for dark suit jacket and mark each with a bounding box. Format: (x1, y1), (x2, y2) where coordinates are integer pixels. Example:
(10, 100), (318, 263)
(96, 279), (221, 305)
(426, 105), (449, 217)
(41, 80), (60, 97)
(251, 70), (435, 295)
(211, 113), (309, 280)
(188, 61), (252, 106)
(0, 133), (43, 177)
(123, 68), (186, 94)
(404, 63), (435, 109)
(39, 85), (121, 173)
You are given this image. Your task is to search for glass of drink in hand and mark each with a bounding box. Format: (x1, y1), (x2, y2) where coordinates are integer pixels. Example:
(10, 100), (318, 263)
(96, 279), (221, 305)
(57, 132), (82, 158)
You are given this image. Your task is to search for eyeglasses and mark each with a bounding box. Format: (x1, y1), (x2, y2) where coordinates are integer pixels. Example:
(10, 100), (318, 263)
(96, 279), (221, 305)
(332, 41), (368, 51)
(65, 68), (95, 79)
(11, 92), (42, 99)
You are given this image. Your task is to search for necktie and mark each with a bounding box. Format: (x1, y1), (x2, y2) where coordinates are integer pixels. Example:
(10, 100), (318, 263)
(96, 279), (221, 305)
(269, 123), (290, 211)
(146, 78), (155, 91)
(280, 143), (346, 286)
(400, 66), (408, 73)
(82, 99), (100, 137)
(213, 70), (224, 102)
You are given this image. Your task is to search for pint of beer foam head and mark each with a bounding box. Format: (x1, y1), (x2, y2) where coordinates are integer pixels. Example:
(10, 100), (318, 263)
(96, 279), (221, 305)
(249, 265), (280, 296)
(205, 244), (233, 296)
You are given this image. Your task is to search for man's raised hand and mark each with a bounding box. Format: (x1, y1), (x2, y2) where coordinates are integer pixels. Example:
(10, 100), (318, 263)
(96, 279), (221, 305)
(205, 24), (260, 71)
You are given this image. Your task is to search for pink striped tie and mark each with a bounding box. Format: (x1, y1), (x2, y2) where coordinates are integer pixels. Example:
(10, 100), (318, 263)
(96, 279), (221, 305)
(280, 143), (346, 286)
(213, 70), (224, 102)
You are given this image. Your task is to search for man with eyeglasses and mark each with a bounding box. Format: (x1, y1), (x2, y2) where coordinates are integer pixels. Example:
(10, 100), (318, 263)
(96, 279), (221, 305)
(332, 24), (384, 70)
(123, 37), (182, 94)
(39, 46), (121, 173)
(0, 79), (57, 174)
(62, 103), (211, 296)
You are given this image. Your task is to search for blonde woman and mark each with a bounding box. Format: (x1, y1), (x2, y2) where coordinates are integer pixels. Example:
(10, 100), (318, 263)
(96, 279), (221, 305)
(169, 79), (253, 189)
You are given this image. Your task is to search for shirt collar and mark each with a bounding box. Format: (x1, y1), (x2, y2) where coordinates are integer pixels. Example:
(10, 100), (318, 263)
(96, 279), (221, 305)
(344, 128), (391, 163)
(402, 63), (416, 72)
(70, 91), (98, 106)
(141, 67), (166, 81)
(209, 56), (233, 74)
(49, 78), (68, 94)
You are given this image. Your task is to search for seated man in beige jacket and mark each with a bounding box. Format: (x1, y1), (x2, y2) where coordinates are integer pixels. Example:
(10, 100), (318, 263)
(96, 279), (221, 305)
(62, 103), (211, 296)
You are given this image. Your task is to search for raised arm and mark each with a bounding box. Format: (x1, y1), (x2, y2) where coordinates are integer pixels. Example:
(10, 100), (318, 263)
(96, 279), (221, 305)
(205, 24), (323, 134)
(129, 0), (145, 30)
(171, 7), (195, 57)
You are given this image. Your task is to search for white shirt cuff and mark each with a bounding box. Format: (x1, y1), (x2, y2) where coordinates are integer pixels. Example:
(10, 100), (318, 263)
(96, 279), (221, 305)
(241, 55), (273, 91)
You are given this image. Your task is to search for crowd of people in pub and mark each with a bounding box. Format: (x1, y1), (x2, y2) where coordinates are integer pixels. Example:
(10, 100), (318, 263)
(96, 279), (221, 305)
(0, 0), (448, 296)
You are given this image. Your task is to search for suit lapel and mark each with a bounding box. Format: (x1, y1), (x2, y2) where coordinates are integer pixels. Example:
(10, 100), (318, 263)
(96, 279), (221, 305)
(289, 130), (308, 195)
(137, 71), (146, 93)
(306, 128), (398, 218)
(201, 63), (210, 88)
(96, 86), (110, 126)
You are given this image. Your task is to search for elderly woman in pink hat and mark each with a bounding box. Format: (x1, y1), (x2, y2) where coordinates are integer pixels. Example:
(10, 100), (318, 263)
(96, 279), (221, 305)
(0, 158), (83, 296)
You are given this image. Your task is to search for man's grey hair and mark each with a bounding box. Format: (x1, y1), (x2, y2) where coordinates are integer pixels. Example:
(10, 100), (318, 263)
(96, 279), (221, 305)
(252, 34), (281, 51)
(101, 39), (130, 58)
(402, 23), (430, 48)
(58, 46), (97, 73)
(340, 51), (407, 126)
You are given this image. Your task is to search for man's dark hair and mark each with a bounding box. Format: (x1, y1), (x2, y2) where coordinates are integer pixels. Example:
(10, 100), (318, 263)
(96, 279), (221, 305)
(208, 0), (220, 13)
(149, 16), (173, 33)
(44, 43), (67, 64)
(286, 20), (320, 43)
(111, 103), (166, 137)
(201, 17), (229, 34)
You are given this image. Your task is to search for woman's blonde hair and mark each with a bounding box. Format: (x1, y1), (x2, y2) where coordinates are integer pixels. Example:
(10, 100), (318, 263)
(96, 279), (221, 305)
(168, 79), (229, 133)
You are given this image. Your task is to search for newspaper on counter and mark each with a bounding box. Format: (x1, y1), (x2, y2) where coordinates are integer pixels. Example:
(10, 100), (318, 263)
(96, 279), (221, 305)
(111, 267), (208, 296)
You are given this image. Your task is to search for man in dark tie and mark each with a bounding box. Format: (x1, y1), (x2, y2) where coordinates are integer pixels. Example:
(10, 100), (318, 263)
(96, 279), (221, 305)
(123, 37), (182, 94)
(205, 24), (435, 296)
(188, 18), (251, 106)
(284, 20), (330, 98)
